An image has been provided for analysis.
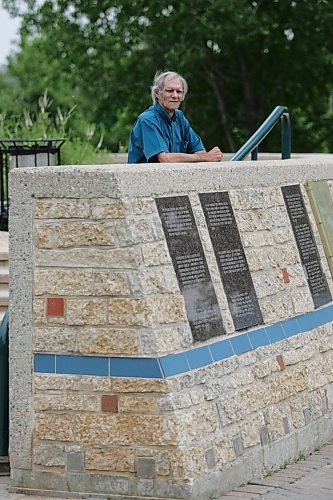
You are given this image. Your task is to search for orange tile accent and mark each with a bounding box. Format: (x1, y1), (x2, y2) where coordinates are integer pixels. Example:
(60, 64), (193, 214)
(281, 268), (290, 284)
(47, 297), (64, 316)
(276, 355), (286, 370)
(102, 395), (118, 413)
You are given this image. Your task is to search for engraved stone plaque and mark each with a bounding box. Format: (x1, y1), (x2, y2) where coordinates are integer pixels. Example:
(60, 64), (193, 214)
(156, 196), (225, 342)
(282, 184), (332, 308)
(306, 180), (333, 277)
(199, 192), (263, 330)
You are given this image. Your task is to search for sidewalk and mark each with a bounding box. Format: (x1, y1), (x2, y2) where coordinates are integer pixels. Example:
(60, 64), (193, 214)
(219, 440), (333, 499)
(1, 441), (333, 499)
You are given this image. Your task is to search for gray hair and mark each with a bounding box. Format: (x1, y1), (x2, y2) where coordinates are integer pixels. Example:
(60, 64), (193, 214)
(151, 71), (188, 103)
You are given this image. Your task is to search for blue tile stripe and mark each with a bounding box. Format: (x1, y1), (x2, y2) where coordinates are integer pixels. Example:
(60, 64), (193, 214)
(34, 303), (333, 379)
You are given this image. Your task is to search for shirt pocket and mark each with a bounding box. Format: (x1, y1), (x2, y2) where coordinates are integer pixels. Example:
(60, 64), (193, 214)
(173, 130), (188, 153)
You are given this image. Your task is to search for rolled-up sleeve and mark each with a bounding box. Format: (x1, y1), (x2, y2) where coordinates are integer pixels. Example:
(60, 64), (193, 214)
(141, 120), (169, 161)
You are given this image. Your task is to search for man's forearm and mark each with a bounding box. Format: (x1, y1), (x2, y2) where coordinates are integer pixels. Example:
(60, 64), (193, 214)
(157, 151), (206, 163)
(157, 147), (223, 163)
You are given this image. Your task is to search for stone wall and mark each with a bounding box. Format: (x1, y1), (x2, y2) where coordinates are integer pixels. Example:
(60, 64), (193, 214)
(9, 158), (333, 499)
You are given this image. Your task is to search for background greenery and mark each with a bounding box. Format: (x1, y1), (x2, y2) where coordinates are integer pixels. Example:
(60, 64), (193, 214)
(1, 0), (333, 163)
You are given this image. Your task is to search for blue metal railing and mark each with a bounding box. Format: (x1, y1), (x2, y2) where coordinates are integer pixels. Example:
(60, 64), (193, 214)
(230, 105), (291, 161)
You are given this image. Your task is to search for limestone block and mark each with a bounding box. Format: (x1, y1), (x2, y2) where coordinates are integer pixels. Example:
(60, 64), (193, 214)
(266, 245), (299, 268)
(306, 359), (330, 390)
(267, 206), (290, 228)
(268, 369), (308, 403)
(35, 414), (75, 441)
(321, 352), (333, 381)
(108, 298), (152, 326)
(141, 266), (179, 295)
(283, 345), (315, 366)
(203, 377), (238, 402)
(235, 209), (271, 232)
(240, 384), (271, 414)
(265, 406), (285, 441)
(35, 199), (90, 219)
(85, 446), (135, 472)
(90, 198), (125, 219)
(230, 187), (284, 210)
(130, 197), (156, 215)
(245, 248), (269, 271)
(142, 241), (171, 266)
(308, 389), (326, 420)
(67, 298), (108, 325)
(252, 358), (280, 379)
(272, 228), (294, 245)
(169, 447), (207, 480)
(260, 293), (294, 323)
(217, 392), (244, 425)
(325, 383), (333, 411)
(53, 221), (117, 247)
(35, 247), (141, 269)
(241, 414), (264, 448)
(34, 393), (100, 412)
(241, 231), (275, 248)
(180, 406), (220, 443)
(151, 295), (187, 324)
(287, 395), (308, 428)
(190, 388), (205, 406)
(93, 271), (130, 296)
(252, 271), (285, 299)
(112, 378), (170, 394)
(75, 414), (179, 446)
(34, 269), (94, 296)
(33, 298), (47, 325)
(156, 451), (171, 476)
(119, 395), (157, 413)
(115, 217), (156, 245)
(213, 430), (237, 467)
(33, 326), (77, 353)
(34, 374), (113, 392)
(291, 288), (313, 314)
(78, 327), (138, 355)
(232, 368), (256, 386)
(157, 393), (193, 412)
(33, 444), (66, 467)
(138, 327), (182, 356)
(287, 264), (309, 287)
(35, 223), (54, 248)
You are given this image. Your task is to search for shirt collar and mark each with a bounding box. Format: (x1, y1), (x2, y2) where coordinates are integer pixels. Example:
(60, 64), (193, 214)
(154, 102), (178, 123)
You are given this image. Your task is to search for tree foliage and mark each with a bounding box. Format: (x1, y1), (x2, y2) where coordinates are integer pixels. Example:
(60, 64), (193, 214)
(1, 0), (333, 154)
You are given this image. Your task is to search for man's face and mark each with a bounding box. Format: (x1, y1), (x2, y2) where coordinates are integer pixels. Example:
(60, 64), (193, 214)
(157, 76), (184, 115)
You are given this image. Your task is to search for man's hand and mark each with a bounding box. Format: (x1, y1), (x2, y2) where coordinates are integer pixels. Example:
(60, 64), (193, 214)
(197, 147), (223, 162)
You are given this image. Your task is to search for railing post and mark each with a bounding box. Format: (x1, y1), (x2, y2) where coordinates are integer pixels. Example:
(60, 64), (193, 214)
(281, 112), (291, 159)
(251, 147), (258, 161)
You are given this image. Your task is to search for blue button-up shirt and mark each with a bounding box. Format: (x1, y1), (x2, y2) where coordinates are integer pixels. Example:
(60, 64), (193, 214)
(128, 102), (204, 163)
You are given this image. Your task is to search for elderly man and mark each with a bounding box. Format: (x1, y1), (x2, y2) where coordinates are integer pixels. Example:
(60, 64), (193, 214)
(128, 71), (223, 163)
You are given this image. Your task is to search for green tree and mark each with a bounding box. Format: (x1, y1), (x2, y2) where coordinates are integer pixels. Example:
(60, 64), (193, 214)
(1, 0), (333, 153)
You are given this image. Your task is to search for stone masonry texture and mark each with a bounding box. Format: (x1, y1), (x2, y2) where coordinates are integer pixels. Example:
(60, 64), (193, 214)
(8, 158), (333, 499)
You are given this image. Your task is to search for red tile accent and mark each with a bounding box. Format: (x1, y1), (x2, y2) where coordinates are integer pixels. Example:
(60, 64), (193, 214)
(102, 395), (118, 413)
(276, 355), (286, 370)
(281, 268), (290, 284)
(47, 297), (64, 317)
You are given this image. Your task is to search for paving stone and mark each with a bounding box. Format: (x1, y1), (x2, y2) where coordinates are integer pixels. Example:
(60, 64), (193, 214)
(236, 484), (274, 494)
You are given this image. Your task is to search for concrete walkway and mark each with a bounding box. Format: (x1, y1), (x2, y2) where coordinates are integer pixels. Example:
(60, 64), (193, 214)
(219, 440), (333, 499)
(1, 441), (333, 499)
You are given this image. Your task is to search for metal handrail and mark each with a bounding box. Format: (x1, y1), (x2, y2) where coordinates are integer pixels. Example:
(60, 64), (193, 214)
(230, 105), (291, 161)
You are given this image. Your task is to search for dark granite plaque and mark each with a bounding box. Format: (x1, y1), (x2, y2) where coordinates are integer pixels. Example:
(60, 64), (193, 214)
(156, 196), (225, 342)
(282, 184), (332, 308)
(199, 191), (263, 331)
